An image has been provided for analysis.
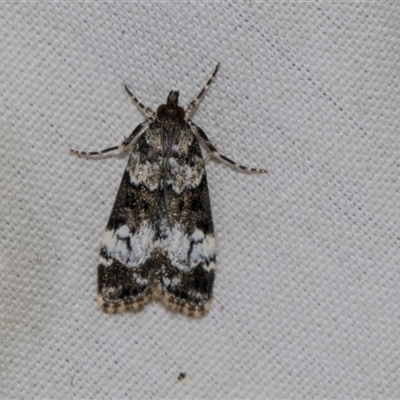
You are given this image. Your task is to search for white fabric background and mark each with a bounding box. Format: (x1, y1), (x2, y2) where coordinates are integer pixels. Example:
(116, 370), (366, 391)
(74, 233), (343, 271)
(1, 2), (399, 399)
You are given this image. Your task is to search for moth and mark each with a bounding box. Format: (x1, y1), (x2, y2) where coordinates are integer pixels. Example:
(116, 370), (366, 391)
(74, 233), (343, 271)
(70, 63), (266, 317)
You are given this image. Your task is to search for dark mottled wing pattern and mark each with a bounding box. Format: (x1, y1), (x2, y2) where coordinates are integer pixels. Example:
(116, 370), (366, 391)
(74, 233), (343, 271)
(70, 63), (267, 317)
(97, 100), (216, 316)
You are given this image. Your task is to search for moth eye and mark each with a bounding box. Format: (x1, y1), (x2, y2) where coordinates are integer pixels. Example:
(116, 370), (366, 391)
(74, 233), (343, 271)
(157, 104), (167, 120)
(177, 106), (185, 122)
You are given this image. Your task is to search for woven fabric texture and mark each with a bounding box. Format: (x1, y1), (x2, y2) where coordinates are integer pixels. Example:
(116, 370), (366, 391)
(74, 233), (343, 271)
(1, 3), (400, 399)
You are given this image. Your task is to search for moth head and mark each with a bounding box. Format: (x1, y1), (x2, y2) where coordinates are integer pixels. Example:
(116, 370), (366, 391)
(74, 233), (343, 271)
(157, 90), (185, 122)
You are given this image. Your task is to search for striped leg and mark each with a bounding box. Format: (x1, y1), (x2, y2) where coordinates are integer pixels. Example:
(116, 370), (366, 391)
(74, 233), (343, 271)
(70, 120), (151, 156)
(189, 120), (267, 173)
(123, 84), (156, 118)
(185, 62), (220, 118)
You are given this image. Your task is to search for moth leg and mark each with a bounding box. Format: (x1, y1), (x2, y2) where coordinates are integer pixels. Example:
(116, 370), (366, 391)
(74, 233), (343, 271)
(185, 62), (220, 118)
(69, 120), (151, 156)
(123, 84), (156, 118)
(189, 120), (267, 173)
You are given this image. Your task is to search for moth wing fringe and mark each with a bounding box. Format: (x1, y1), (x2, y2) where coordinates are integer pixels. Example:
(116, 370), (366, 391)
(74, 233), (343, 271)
(97, 289), (212, 317)
(155, 286), (212, 318)
(97, 291), (153, 314)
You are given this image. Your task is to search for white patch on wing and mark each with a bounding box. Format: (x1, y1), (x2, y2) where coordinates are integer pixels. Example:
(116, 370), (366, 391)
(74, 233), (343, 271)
(161, 275), (180, 289)
(192, 228), (205, 242)
(101, 221), (215, 273)
(131, 272), (148, 286)
(127, 154), (161, 191)
(208, 261), (216, 271)
(160, 222), (215, 271)
(190, 232), (216, 271)
(167, 156), (204, 194)
(98, 256), (113, 267)
(160, 221), (191, 270)
(100, 222), (155, 268)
